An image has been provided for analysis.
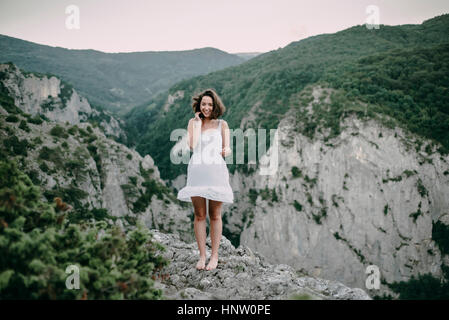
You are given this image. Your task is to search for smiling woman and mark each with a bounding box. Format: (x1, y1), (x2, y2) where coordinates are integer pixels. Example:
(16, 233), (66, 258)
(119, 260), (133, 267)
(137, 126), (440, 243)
(177, 88), (234, 272)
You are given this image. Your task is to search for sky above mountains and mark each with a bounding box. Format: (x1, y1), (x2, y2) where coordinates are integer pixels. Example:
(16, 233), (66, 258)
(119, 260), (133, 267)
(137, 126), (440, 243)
(1, 0), (448, 54)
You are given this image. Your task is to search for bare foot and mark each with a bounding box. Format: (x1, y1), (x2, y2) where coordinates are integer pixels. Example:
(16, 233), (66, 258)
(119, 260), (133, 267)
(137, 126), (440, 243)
(196, 256), (206, 270)
(206, 255), (218, 271)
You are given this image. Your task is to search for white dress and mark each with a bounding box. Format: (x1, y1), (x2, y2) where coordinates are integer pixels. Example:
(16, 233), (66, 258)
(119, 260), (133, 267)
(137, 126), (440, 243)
(177, 119), (234, 203)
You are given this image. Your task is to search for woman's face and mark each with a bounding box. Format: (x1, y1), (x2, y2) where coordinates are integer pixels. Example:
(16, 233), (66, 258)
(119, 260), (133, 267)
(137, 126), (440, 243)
(200, 95), (214, 119)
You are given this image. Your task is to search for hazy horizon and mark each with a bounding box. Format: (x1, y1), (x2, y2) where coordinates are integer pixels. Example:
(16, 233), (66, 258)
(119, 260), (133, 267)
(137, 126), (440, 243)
(1, 0), (448, 54)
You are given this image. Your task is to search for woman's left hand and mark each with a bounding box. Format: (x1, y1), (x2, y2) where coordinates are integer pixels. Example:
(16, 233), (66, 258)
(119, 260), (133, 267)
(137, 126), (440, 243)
(221, 147), (231, 157)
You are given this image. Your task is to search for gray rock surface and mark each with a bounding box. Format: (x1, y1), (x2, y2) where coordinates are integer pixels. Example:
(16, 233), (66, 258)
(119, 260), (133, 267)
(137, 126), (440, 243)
(151, 229), (371, 300)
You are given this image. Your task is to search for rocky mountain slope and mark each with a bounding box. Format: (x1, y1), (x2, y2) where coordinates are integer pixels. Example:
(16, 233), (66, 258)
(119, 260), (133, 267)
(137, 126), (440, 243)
(151, 229), (371, 300)
(0, 62), (124, 139)
(0, 62), (380, 300)
(228, 85), (449, 297)
(0, 63), (378, 300)
(0, 63), (194, 243)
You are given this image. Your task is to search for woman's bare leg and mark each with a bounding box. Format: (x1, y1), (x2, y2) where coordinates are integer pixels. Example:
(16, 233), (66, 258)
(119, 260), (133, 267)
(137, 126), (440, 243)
(206, 199), (223, 270)
(191, 196), (207, 270)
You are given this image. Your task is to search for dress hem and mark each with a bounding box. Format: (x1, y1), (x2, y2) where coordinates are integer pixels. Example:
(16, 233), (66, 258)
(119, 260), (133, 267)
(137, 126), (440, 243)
(177, 186), (234, 204)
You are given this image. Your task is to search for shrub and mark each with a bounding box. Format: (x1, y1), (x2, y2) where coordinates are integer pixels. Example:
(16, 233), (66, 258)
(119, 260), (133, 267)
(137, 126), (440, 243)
(32, 136), (43, 145)
(5, 115), (19, 123)
(3, 136), (29, 156)
(385, 271), (449, 300)
(432, 221), (449, 256)
(291, 166), (302, 178)
(248, 188), (258, 205)
(132, 179), (165, 213)
(38, 146), (64, 168)
(85, 135), (97, 143)
(43, 185), (89, 210)
(0, 159), (168, 299)
(50, 125), (69, 138)
(78, 128), (89, 137)
(67, 126), (78, 135)
(19, 120), (30, 132)
(293, 200), (303, 211)
(39, 161), (50, 173)
(27, 115), (43, 125)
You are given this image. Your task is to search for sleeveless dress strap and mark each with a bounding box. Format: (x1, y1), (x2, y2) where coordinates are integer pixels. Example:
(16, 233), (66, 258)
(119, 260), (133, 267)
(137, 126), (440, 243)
(218, 119), (222, 131)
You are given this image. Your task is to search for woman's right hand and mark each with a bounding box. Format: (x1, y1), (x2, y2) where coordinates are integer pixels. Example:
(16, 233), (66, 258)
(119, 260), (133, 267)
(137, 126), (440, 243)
(193, 112), (202, 122)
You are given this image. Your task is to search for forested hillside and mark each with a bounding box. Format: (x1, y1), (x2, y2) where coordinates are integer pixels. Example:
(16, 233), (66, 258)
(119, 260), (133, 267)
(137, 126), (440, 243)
(0, 34), (247, 114)
(123, 14), (449, 181)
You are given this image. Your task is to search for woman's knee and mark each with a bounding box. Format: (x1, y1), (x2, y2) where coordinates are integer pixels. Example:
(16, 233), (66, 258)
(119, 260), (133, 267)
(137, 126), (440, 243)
(209, 210), (221, 221)
(194, 210), (207, 221)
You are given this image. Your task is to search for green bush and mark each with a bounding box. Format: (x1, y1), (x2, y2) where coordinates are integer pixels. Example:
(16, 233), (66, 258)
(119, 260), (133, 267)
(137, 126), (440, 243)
(27, 115), (43, 125)
(43, 185), (89, 210)
(0, 158), (168, 299)
(248, 188), (258, 205)
(291, 166), (302, 178)
(132, 179), (165, 213)
(293, 200), (303, 211)
(50, 125), (69, 138)
(38, 146), (64, 168)
(5, 115), (19, 123)
(78, 128), (89, 137)
(432, 221), (449, 255)
(32, 136), (43, 145)
(39, 161), (50, 173)
(68, 126), (78, 135)
(18, 120), (30, 132)
(85, 135), (97, 144)
(0, 82), (22, 114)
(384, 271), (449, 300)
(66, 207), (115, 224)
(3, 135), (29, 156)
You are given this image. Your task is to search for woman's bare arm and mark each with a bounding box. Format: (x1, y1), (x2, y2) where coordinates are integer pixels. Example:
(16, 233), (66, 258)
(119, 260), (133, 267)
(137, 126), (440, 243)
(187, 118), (201, 150)
(221, 120), (232, 157)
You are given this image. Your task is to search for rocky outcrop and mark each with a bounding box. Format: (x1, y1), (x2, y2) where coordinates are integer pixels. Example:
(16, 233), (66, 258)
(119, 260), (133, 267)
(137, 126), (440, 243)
(0, 62), (125, 138)
(151, 229), (371, 300)
(163, 90), (185, 112)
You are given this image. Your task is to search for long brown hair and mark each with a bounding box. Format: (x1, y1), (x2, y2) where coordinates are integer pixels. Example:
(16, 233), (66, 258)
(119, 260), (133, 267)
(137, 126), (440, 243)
(191, 88), (226, 120)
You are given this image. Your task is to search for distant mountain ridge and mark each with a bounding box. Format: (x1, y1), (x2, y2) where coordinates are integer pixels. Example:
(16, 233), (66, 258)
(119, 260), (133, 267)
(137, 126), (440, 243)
(0, 34), (247, 114)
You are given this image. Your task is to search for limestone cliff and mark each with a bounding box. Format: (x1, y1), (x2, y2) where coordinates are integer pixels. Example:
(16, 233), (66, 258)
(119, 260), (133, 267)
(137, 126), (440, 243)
(0, 62), (124, 139)
(174, 85), (449, 297)
(0, 63), (194, 243)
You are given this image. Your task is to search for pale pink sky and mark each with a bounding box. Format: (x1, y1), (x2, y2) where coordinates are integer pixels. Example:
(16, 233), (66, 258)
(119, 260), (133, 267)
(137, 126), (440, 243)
(1, 0), (448, 54)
